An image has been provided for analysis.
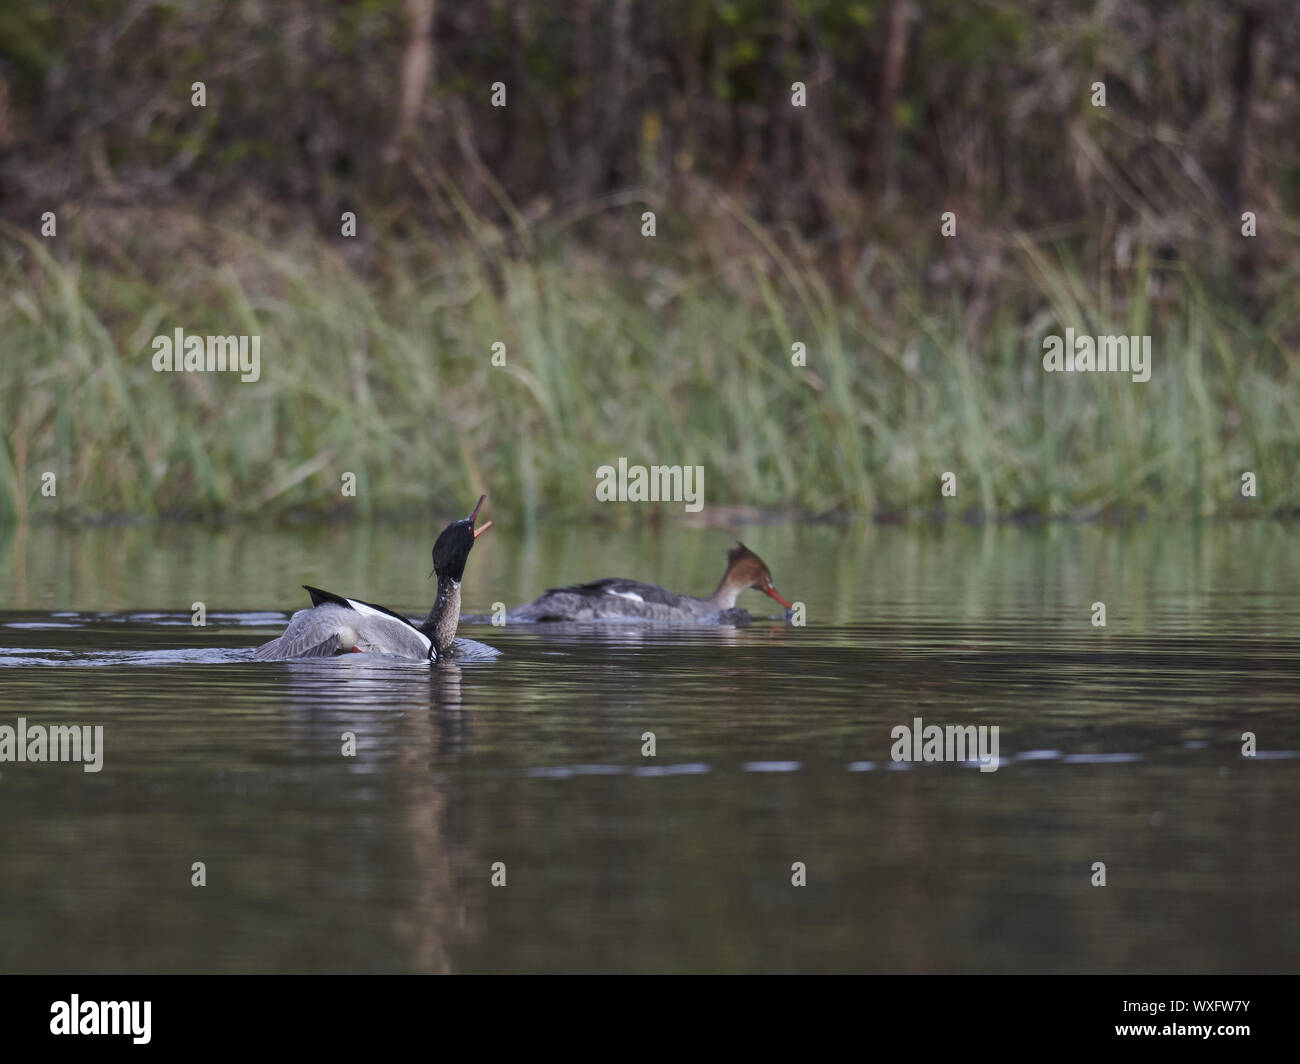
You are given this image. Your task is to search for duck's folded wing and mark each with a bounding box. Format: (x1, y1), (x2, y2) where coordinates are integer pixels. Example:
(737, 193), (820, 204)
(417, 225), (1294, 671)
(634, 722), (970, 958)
(304, 585), (420, 627)
(303, 585), (353, 609)
(551, 579), (682, 607)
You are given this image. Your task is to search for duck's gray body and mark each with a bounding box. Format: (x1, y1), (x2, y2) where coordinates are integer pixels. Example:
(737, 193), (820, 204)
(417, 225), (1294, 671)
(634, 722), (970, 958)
(507, 579), (731, 622)
(505, 544), (792, 625)
(253, 586), (442, 661)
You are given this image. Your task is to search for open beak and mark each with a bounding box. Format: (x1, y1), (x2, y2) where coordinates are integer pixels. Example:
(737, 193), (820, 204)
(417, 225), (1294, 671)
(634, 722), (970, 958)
(468, 494), (492, 539)
(764, 586), (793, 610)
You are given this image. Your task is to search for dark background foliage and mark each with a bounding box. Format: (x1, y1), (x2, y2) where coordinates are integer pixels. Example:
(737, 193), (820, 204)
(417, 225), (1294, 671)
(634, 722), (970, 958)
(2, 1), (1295, 280)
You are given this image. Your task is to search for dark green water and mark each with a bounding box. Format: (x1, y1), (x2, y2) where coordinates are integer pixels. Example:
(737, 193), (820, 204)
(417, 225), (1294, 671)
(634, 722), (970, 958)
(1, 519), (1297, 973)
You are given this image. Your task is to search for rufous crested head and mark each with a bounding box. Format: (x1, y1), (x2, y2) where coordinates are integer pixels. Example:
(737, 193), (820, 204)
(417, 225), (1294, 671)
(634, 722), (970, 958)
(724, 542), (793, 609)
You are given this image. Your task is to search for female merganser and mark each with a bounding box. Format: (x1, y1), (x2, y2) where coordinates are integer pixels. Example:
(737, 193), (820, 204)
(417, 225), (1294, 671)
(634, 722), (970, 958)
(507, 542), (792, 623)
(253, 496), (492, 661)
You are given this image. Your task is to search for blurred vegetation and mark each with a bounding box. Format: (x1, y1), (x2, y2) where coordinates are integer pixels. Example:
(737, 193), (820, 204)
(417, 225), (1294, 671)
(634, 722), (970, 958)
(0, 0), (1297, 522)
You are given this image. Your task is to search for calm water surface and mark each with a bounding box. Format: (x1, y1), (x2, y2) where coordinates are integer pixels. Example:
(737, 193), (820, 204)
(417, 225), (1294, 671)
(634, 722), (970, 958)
(1, 520), (1296, 973)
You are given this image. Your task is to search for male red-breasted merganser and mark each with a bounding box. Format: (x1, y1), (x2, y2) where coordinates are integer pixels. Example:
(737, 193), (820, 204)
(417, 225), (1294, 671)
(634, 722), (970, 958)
(507, 542), (792, 623)
(253, 496), (492, 661)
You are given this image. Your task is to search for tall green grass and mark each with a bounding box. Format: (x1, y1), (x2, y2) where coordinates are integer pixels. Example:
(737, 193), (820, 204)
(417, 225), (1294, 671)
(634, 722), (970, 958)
(1, 207), (1297, 524)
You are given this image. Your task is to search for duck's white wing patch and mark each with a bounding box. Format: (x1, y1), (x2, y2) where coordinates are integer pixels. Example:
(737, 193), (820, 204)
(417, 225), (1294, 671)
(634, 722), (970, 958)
(605, 589), (644, 603)
(345, 599), (432, 654)
(345, 597), (394, 619)
(354, 625), (432, 657)
(379, 623), (432, 654)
